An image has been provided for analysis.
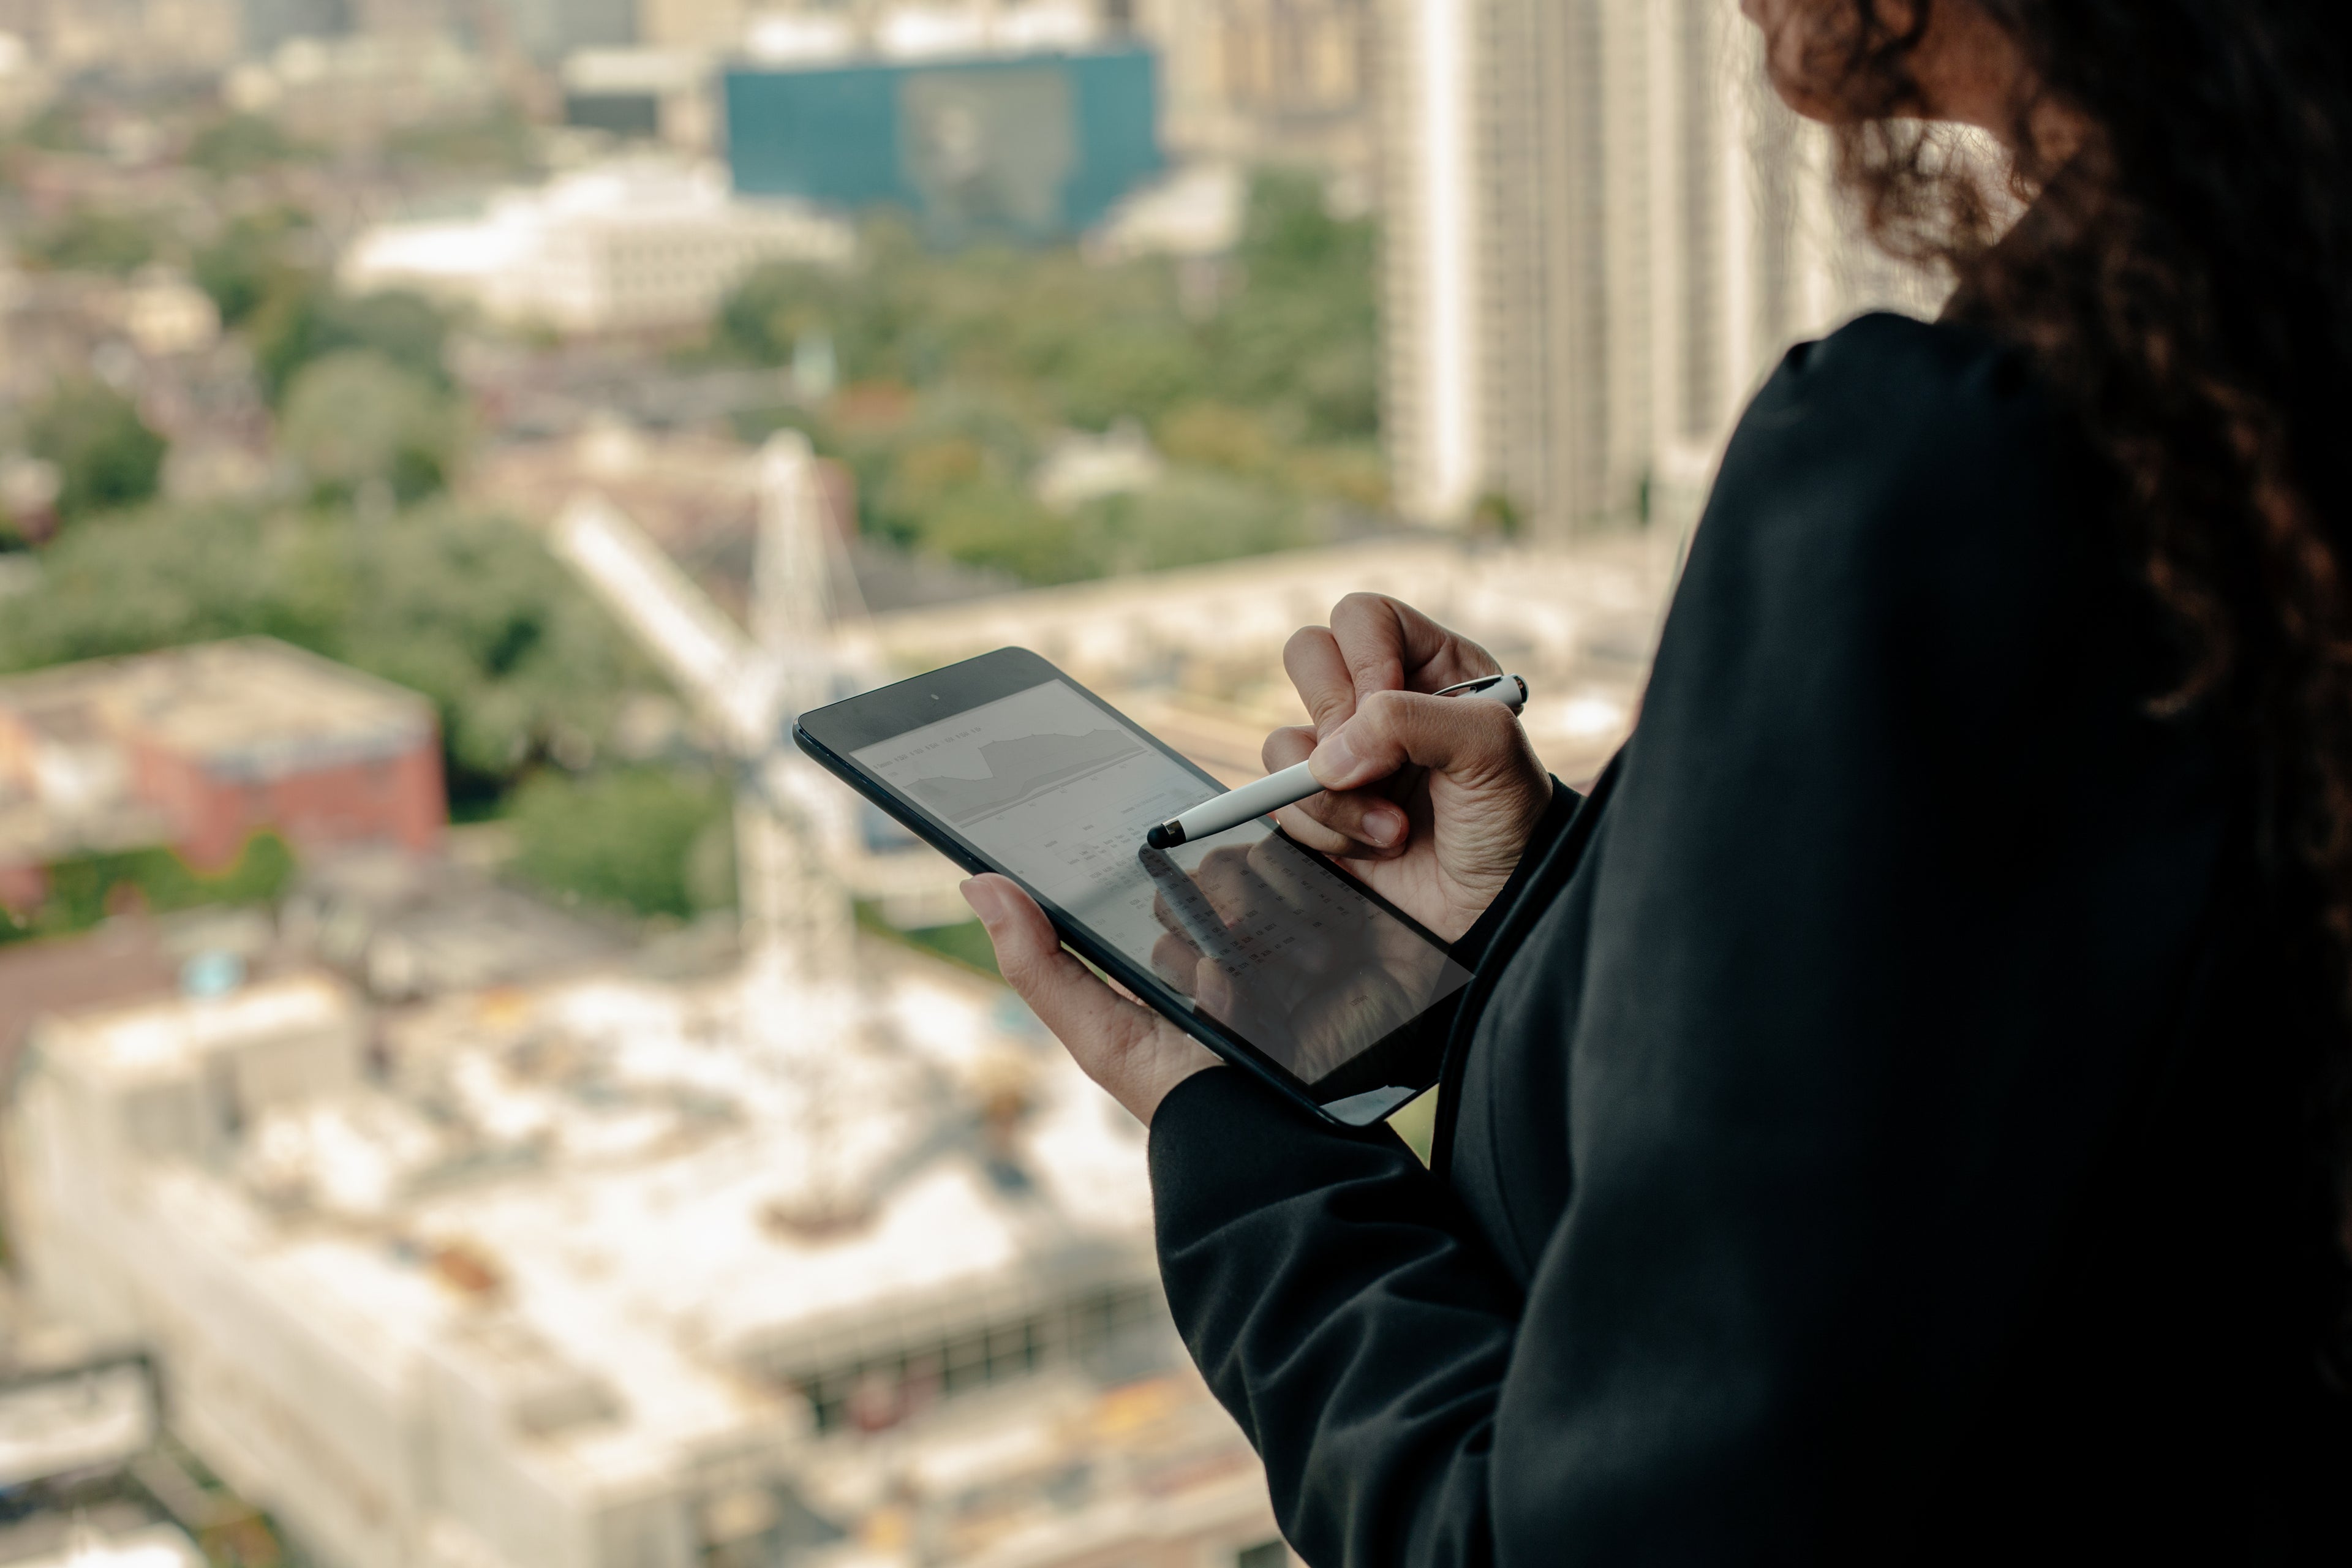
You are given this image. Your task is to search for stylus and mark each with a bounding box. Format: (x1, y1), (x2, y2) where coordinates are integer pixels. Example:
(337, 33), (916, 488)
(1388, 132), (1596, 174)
(1144, 674), (1529, 850)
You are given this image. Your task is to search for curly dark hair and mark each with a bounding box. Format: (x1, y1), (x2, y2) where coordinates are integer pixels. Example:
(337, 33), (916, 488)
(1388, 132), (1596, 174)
(1821, 1), (2352, 1243)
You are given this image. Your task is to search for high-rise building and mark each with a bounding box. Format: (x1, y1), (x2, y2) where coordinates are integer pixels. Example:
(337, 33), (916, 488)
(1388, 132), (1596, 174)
(1136, 0), (1375, 174)
(724, 45), (1163, 245)
(635, 0), (741, 51)
(29, 0), (242, 72)
(239, 0), (350, 55)
(1379, 0), (1939, 541)
(492, 0), (635, 61)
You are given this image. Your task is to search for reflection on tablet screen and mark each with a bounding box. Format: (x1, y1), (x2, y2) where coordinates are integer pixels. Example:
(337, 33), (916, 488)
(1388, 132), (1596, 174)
(854, 679), (1472, 1087)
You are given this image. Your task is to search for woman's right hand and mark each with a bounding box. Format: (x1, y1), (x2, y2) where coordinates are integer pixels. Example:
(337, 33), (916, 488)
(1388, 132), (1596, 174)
(1268, 594), (1555, 942)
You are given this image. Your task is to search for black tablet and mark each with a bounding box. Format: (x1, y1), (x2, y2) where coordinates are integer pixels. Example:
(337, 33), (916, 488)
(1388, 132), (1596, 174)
(793, 647), (1471, 1126)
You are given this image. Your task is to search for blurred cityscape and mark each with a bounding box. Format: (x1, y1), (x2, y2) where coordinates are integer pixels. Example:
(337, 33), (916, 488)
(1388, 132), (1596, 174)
(0, 2), (1934, 1565)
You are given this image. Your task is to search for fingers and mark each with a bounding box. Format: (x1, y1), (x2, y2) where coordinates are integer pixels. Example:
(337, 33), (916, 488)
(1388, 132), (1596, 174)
(960, 875), (1160, 1058)
(1285, 598), (1500, 739)
(1264, 722), (1411, 859)
(1282, 626), (1360, 736)
(1281, 787), (1411, 856)
(1262, 724), (1316, 772)
(1327, 594), (1499, 699)
(1310, 687), (1531, 794)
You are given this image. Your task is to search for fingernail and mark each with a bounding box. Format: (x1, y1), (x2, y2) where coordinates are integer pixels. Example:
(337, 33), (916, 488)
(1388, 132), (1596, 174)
(1365, 807), (1404, 846)
(1311, 727), (1363, 787)
(961, 877), (1011, 929)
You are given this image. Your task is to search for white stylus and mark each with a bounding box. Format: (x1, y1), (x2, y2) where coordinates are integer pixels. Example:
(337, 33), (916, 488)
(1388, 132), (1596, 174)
(1143, 673), (1529, 850)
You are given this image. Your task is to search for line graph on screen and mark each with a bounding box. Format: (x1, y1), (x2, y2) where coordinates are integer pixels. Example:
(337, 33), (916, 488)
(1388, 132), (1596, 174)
(902, 729), (1146, 824)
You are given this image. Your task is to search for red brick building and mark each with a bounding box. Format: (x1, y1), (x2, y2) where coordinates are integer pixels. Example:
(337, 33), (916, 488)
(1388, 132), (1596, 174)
(0, 639), (444, 908)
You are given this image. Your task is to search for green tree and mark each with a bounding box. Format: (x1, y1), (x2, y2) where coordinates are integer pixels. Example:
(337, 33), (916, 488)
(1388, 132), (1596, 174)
(26, 380), (166, 522)
(716, 261), (845, 367)
(921, 478), (1094, 584)
(23, 206), (160, 275)
(1155, 401), (1280, 479)
(383, 104), (541, 177)
(192, 208), (313, 327)
(0, 506), (303, 662)
(509, 767), (733, 919)
(8, 100), (88, 154)
(301, 506), (650, 804)
(1080, 469), (1314, 575)
(252, 285), (451, 405)
(186, 113), (313, 177)
(0, 503), (650, 810)
(279, 350), (464, 505)
(706, 168), (1386, 588)
(1, 832), (298, 948)
(1205, 172), (1382, 441)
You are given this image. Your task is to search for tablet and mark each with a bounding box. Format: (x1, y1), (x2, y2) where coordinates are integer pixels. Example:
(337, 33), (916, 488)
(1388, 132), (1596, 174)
(793, 647), (1472, 1126)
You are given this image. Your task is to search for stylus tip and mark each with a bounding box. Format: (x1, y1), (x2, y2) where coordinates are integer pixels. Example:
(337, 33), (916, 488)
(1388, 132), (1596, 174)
(1145, 823), (1179, 850)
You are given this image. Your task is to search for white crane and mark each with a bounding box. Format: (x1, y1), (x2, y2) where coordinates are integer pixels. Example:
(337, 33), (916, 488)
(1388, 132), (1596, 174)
(551, 432), (1063, 1237)
(554, 431), (877, 1227)
(552, 430), (862, 990)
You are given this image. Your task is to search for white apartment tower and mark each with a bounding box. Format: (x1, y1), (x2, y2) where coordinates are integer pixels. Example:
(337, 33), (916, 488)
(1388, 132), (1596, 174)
(1381, 0), (1938, 539)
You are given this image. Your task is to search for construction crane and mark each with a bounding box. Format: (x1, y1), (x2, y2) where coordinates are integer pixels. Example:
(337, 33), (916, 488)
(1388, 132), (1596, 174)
(552, 432), (1063, 1237)
(554, 431), (881, 1227)
(552, 430), (862, 989)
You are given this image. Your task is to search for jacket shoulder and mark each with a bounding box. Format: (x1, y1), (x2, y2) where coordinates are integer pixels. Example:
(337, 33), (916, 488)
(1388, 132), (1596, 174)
(1700, 311), (2082, 595)
(1750, 311), (2046, 460)
(1664, 311), (2119, 740)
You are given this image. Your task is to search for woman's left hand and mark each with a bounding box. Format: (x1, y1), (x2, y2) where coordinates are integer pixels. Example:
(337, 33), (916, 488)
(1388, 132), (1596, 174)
(961, 873), (1220, 1125)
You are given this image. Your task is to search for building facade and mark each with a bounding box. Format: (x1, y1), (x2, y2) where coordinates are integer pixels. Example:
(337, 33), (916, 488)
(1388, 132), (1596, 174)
(1134, 0), (1375, 176)
(723, 45), (1163, 244)
(1378, 0), (1942, 540)
(340, 160), (854, 336)
(4, 960), (1293, 1568)
(0, 639), (443, 908)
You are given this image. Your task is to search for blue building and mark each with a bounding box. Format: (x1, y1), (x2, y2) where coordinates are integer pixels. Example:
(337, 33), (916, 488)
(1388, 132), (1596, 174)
(723, 47), (1162, 245)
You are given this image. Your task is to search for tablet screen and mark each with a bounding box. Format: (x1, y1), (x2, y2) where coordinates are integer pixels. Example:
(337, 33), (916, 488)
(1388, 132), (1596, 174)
(854, 678), (1472, 1093)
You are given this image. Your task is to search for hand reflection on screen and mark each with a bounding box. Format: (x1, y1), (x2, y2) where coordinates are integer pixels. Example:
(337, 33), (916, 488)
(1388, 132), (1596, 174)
(1137, 842), (1451, 1085)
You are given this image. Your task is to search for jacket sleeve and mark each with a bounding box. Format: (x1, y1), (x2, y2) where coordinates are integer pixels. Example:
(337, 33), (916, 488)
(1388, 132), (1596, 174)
(1146, 314), (2230, 1566)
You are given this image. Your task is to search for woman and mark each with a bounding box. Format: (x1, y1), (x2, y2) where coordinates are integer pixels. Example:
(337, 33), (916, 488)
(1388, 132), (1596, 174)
(962, 0), (2352, 1558)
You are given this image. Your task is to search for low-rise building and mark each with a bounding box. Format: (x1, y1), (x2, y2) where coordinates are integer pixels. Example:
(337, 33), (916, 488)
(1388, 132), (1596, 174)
(223, 32), (501, 146)
(2, 1523), (206, 1568)
(0, 639), (445, 910)
(341, 159), (853, 337)
(560, 47), (716, 150)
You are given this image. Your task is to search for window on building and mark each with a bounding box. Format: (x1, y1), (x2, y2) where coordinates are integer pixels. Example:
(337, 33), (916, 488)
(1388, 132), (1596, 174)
(781, 1282), (1164, 1433)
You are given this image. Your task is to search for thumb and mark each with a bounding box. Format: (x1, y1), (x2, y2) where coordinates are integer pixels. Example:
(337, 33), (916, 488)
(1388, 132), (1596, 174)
(962, 872), (1060, 973)
(960, 874), (1162, 1054)
(1308, 688), (1527, 793)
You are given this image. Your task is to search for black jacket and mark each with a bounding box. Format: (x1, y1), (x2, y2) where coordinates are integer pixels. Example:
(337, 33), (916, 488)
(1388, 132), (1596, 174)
(1147, 314), (2352, 1566)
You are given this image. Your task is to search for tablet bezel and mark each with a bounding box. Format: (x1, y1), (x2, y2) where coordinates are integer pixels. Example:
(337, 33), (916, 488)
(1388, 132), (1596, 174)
(793, 647), (1460, 1126)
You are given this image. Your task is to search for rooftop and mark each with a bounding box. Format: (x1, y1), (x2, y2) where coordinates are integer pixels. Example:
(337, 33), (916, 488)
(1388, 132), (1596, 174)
(0, 638), (434, 783)
(21, 946), (1159, 1505)
(36, 971), (353, 1087)
(0, 1523), (202, 1568)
